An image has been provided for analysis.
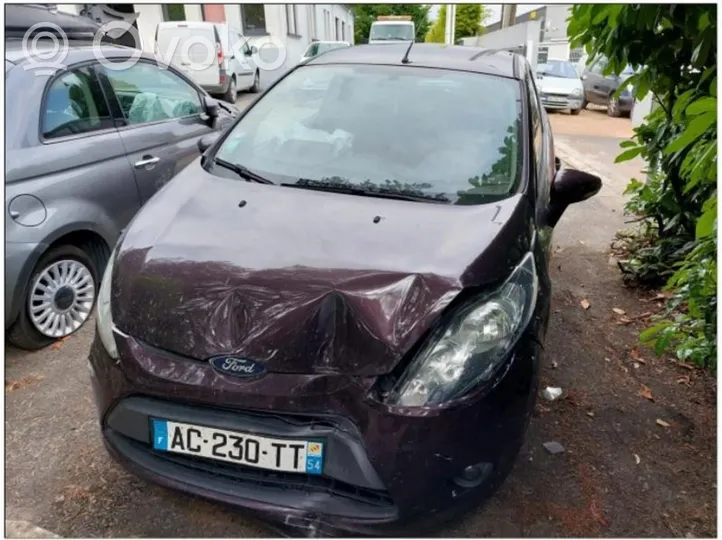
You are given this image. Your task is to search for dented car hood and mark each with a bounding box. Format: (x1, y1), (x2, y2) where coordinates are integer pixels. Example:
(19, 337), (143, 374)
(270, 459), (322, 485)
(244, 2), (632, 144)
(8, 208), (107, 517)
(113, 166), (532, 375)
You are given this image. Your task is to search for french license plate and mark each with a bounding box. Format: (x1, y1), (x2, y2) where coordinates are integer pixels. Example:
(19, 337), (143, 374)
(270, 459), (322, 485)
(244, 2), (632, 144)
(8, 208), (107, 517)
(151, 419), (324, 475)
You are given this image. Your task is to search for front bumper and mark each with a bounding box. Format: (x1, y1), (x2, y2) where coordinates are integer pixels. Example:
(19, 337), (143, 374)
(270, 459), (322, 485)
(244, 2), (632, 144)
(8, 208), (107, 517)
(540, 93), (583, 110)
(89, 314), (546, 535)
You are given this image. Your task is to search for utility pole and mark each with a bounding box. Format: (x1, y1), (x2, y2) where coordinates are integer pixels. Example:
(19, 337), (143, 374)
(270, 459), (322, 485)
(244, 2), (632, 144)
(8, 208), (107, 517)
(444, 3), (456, 45)
(500, 4), (517, 29)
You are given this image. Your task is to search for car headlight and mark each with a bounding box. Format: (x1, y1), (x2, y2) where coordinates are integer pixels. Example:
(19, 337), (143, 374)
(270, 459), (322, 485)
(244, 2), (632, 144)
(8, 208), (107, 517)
(386, 252), (539, 407)
(572, 87), (582, 97)
(96, 247), (119, 359)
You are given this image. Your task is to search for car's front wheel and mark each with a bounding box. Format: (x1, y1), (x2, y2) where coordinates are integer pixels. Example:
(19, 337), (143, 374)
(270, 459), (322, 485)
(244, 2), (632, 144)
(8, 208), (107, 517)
(8, 245), (99, 350)
(607, 94), (621, 117)
(250, 70), (260, 93)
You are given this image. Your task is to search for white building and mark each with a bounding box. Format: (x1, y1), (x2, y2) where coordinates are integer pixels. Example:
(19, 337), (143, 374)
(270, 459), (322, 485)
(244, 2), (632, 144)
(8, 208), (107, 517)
(56, 4), (354, 86)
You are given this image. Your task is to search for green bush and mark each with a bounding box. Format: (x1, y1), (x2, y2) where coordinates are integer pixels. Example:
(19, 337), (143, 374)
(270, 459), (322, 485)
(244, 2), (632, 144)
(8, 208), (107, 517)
(568, 5), (717, 370)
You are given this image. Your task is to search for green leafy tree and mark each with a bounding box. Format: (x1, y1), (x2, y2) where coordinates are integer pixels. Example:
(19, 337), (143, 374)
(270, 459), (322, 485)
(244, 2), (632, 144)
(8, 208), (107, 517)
(426, 4), (490, 44)
(568, 5), (717, 369)
(351, 4), (431, 44)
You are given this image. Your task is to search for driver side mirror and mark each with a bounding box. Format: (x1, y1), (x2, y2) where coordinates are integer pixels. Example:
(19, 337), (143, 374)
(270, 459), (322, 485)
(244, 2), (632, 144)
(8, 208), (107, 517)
(251, 45), (258, 54)
(204, 95), (219, 119)
(545, 168), (602, 227)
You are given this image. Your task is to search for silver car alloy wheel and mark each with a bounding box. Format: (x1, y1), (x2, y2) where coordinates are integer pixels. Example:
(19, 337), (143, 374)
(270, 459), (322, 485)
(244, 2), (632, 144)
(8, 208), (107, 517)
(28, 259), (95, 338)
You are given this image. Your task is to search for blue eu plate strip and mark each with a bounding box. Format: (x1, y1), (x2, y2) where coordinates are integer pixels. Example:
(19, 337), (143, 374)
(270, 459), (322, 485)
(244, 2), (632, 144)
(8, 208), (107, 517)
(152, 418), (168, 451)
(305, 441), (324, 475)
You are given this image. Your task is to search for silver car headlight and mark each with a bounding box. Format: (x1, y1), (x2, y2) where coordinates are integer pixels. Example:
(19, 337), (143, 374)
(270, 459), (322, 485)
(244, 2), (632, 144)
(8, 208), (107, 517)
(571, 87), (582, 97)
(96, 247), (119, 359)
(386, 252), (539, 407)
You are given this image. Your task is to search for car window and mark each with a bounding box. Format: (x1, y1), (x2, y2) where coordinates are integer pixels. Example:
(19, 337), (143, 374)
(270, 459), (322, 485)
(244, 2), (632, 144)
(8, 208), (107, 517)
(42, 67), (115, 140)
(590, 57), (607, 75)
(369, 23), (414, 41)
(239, 33), (251, 55)
(304, 42), (320, 57)
(537, 60), (578, 79)
(102, 62), (202, 125)
(216, 64), (523, 205)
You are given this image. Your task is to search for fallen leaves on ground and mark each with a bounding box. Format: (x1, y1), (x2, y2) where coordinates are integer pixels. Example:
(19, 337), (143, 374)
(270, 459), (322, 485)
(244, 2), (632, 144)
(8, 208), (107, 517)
(676, 361), (695, 370)
(656, 419), (672, 428)
(50, 336), (70, 350)
(581, 299), (591, 310)
(612, 307), (626, 315)
(5, 374), (43, 392)
(639, 385), (654, 401)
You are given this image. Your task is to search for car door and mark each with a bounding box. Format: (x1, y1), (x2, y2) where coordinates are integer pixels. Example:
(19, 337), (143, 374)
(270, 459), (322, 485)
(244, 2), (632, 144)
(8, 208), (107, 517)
(97, 60), (215, 203)
(583, 58), (607, 104)
(236, 30), (256, 90)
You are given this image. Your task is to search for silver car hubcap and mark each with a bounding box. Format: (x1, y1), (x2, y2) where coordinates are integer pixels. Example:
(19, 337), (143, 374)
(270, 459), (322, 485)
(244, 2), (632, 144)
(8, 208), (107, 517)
(28, 259), (95, 338)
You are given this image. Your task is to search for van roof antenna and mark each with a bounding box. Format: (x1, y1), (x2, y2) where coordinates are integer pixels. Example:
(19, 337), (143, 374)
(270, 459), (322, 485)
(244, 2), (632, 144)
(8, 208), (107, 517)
(401, 40), (414, 64)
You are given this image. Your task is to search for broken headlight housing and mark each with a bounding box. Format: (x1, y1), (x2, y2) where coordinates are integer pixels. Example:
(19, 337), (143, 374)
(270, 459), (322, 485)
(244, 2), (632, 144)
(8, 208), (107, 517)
(386, 252), (539, 407)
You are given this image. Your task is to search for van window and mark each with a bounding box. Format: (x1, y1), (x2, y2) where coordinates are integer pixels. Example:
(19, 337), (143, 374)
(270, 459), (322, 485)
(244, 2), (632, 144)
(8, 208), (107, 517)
(42, 67), (114, 139)
(102, 62), (202, 125)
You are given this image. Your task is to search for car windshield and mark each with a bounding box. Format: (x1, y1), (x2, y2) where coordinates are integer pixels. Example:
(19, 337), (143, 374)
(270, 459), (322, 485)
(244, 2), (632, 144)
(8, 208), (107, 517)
(369, 23), (415, 41)
(537, 60), (578, 79)
(215, 64), (523, 205)
(304, 42), (348, 58)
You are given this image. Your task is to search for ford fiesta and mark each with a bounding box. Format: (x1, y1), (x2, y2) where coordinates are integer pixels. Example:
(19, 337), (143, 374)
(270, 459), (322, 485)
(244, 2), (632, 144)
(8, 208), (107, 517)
(89, 44), (601, 536)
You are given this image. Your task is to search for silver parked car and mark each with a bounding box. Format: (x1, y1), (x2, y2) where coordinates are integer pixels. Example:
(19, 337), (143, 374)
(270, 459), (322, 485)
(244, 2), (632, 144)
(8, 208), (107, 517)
(5, 9), (238, 350)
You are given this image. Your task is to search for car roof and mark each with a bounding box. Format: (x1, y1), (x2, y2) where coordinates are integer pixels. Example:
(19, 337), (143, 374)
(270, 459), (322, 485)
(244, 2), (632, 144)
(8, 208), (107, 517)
(5, 39), (156, 67)
(304, 43), (522, 79)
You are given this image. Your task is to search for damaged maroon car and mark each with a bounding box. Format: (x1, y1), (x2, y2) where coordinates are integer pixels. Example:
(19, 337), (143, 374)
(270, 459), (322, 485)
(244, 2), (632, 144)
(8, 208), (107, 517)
(89, 44), (601, 536)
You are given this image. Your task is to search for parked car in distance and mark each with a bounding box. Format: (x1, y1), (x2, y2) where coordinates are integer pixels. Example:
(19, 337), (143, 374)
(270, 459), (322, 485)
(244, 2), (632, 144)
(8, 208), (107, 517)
(5, 6), (238, 351)
(90, 44), (601, 537)
(155, 21), (260, 103)
(581, 56), (635, 117)
(535, 59), (584, 115)
(299, 40), (350, 62)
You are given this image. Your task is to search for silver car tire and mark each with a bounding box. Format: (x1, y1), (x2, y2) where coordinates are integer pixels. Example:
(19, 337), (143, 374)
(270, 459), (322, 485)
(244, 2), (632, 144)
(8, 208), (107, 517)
(8, 244), (101, 350)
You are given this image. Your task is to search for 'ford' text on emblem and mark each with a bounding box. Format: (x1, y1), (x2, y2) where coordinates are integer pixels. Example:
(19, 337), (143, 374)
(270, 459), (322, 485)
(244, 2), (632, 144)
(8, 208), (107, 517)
(208, 355), (266, 379)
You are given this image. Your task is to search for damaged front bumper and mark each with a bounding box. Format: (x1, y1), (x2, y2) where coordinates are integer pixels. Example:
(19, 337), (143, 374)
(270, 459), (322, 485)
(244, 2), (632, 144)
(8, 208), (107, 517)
(89, 325), (544, 536)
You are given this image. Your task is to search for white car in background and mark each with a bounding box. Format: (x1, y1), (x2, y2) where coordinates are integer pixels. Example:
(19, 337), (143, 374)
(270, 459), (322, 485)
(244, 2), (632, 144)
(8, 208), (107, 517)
(156, 21), (260, 104)
(536, 59), (585, 115)
(300, 40), (351, 62)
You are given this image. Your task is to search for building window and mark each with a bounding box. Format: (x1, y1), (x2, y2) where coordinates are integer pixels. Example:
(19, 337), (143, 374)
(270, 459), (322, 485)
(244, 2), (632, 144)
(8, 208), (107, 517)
(241, 5), (267, 35)
(569, 47), (584, 63)
(341, 21), (345, 41)
(162, 4), (186, 21)
(324, 10), (330, 39)
(286, 4), (298, 36)
(335, 17), (339, 40)
(537, 46), (549, 65)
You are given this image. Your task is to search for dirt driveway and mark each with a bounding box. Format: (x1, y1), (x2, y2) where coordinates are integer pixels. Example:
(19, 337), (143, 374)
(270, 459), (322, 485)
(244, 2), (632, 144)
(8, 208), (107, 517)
(5, 110), (716, 538)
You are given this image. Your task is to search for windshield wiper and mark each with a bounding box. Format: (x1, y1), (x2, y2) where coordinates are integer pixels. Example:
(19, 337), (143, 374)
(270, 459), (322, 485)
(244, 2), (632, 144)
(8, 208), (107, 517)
(213, 158), (274, 184)
(281, 179), (451, 204)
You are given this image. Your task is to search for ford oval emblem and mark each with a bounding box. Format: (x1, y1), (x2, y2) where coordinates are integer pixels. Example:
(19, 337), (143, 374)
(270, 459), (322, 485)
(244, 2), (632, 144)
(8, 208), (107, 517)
(208, 355), (266, 379)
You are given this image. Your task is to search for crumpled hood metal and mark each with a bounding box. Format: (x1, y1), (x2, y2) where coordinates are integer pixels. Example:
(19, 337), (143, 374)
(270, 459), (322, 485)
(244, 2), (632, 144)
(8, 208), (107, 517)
(113, 167), (531, 375)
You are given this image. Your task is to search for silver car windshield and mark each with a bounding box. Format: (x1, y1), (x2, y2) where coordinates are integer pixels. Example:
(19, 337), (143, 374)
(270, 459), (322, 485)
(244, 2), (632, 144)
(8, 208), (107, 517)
(216, 64), (523, 205)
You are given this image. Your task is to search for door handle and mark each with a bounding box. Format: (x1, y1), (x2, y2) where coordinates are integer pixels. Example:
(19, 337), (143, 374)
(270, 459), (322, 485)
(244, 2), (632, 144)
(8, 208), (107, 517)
(134, 156), (160, 169)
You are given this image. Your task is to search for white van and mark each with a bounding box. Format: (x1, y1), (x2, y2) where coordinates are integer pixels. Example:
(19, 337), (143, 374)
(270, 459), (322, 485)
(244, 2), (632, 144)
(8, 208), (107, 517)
(155, 21), (259, 103)
(368, 16), (415, 44)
